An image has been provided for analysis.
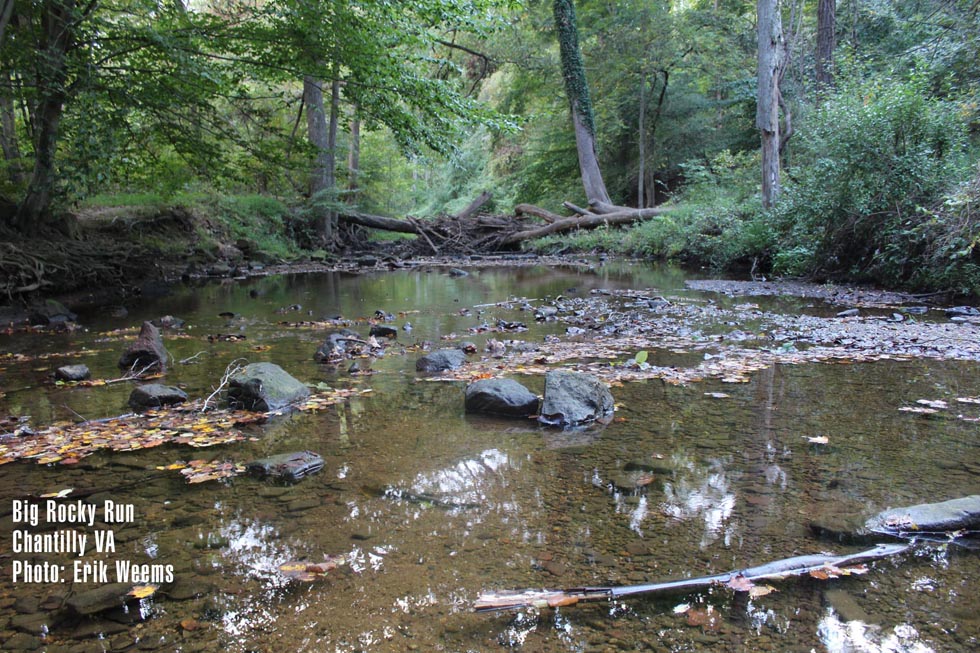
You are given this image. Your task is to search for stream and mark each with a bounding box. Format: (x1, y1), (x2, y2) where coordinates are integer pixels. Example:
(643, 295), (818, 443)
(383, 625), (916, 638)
(1, 259), (978, 652)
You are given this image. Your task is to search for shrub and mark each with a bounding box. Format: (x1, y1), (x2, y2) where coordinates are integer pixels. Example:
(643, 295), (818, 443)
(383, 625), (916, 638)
(768, 70), (970, 286)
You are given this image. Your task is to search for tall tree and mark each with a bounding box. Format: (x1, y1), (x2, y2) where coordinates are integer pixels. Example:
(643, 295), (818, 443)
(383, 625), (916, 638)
(14, 0), (77, 233)
(552, 0), (611, 208)
(757, 0), (786, 208)
(815, 0), (836, 88)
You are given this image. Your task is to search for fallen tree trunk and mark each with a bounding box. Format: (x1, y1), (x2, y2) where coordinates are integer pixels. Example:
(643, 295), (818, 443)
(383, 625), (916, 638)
(473, 542), (910, 612)
(333, 199), (673, 254)
(456, 191), (492, 221)
(501, 206), (672, 245)
(340, 211), (418, 234)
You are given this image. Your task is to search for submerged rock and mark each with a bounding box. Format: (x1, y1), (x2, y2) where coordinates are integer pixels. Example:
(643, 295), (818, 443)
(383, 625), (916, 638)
(29, 299), (77, 326)
(67, 583), (135, 615)
(55, 364), (91, 382)
(945, 306), (980, 318)
(314, 329), (360, 362)
(227, 362), (309, 411)
(129, 383), (188, 410)
(538, 371), (614, 427)
(416, 348), (467, 373)
(118, 321), (169, 372)
(369, 325), (398, 340)
(865, 495), (980, 535)
(465, 378), (539, 418)
(246, 451), (324, 483)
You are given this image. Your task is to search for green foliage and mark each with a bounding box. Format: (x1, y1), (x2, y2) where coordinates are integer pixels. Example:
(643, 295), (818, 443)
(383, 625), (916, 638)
(768, 70), (970, 285)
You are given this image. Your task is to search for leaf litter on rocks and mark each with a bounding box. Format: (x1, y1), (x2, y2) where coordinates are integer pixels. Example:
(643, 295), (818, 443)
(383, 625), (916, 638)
(0, 387), (370, 466)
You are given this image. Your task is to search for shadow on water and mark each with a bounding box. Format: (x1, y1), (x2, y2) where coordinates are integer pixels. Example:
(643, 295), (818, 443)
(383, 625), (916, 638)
(0, 261), (978, 652)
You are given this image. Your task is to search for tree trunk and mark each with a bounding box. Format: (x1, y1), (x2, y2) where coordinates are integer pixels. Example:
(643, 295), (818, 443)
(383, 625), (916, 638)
(637, 73), (646, 209)
(756, 0), (785, 209)
(325, 78), (340, 239)
(815, 0), (836, 89)
(15, 0), (74, 234)
(553, 0), (611, 207)
(0, 0), (14, 49)
(1, 71), (23, 186)
(303, 75), (335, 243)
(346, 114), (360, 203)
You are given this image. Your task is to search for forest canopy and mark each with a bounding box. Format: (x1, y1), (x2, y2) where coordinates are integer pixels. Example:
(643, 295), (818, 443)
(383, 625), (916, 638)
(1, 0), (978, 293)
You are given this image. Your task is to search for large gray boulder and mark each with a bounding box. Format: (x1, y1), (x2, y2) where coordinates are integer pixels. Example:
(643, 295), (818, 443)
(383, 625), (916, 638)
(129, 383), (188, 411)
(538, 371), (614, 427)
(416, 348), (467, 373)
(465, 378), (539, 418)
(227, 362), (309, 412)
(865, 495), (980, 535)
(118, 321), (169, 372)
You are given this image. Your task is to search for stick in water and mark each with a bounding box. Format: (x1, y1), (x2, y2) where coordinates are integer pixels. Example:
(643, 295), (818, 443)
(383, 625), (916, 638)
(472, 542), (911, 612)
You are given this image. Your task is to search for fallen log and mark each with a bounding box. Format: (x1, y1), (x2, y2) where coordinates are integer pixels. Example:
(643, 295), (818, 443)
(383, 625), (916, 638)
(473, 542), (910, 612)
(456, 191), (492, 221)
(514, 204), (563, 224)
(340, 211), (418, 233)
(499, 206), (673, 246)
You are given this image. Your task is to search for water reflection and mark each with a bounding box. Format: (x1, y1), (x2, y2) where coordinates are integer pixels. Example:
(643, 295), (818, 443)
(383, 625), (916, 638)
(818, 611), (936, 653)
(660, 456), (738, 548)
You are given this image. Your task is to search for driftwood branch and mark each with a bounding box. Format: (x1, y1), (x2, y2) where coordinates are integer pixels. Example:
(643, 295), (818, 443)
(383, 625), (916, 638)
(201, 357), (247, 413)
(473, 542), (910, 612)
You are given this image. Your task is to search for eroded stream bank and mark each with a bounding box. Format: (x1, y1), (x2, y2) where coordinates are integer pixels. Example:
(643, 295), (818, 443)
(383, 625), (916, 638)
(1, 260), (979, 652)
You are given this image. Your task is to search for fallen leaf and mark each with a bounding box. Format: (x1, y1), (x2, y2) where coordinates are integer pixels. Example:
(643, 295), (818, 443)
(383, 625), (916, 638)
(748, 585), (777, 599)
(128, 585), (158, 599)
(805, 435), (829, 444)
(180, 618), (202, 631)
(39, 488), (73, 499)
(685, 606), (722, 630)
(726, 574), (755, 592)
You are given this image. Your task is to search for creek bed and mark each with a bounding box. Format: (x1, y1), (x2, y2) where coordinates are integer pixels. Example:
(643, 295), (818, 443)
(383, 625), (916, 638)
(0, 261), (978, 652)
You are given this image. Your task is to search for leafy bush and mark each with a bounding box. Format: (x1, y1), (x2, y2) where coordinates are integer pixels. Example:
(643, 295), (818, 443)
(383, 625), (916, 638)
(768, 70), (970, 286)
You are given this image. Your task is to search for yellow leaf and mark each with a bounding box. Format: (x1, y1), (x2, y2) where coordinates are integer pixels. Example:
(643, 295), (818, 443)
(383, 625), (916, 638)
(39, 488), (73, 499)
(128, 584), (158, 599)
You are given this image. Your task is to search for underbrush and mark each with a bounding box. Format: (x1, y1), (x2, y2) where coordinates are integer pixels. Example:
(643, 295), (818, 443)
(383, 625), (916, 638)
(531, 72), (979, 297)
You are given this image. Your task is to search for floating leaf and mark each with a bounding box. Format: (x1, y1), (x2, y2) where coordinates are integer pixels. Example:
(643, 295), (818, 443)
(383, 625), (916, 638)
(279, 554), (346, 581)
(39, 488), (73, 499)
(726, 575), (755, 592)
(128, 585), (158, 599)
(748, 585), (777, 599)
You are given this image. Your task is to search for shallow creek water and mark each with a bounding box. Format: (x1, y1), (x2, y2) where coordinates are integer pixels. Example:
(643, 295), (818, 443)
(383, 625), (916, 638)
(1, 261), (979, 652)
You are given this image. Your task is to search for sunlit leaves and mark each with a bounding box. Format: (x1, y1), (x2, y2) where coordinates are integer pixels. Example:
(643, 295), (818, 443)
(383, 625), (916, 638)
(0, 403), (264, 466)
